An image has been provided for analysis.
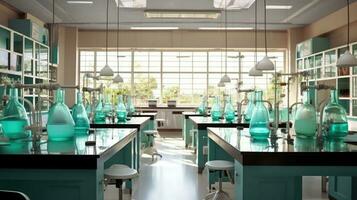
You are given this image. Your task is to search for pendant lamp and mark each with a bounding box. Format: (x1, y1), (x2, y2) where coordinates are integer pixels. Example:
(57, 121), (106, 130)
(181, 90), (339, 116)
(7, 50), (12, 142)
(100, 0), (114, 77)
(336, 0), (357, 67)
(220, 0), (231, 83)
(218, 80), (225, 87)
(113, 1), (123, 83)
(249, 0), (263, 77)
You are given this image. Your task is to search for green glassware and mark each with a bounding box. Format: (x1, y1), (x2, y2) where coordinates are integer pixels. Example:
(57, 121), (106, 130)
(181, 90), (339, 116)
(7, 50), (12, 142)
(244, 92), (255, 123)
(211, 96), (221, 121)
(117, 95), (127, 122)
(0, 87), (30, 140)
(249, 91), (270, 140)
(126, 96), (135, 116)
(224, 96), (235, 122)
(294, 90), (317, 138)
(72, 91), (90, 135)
(322, 89), (348, 139)
(103, 93), (112, 115)
(197, 96), (207, 115)
(94, 95), (106, 123)
(47, 89), (75, 141)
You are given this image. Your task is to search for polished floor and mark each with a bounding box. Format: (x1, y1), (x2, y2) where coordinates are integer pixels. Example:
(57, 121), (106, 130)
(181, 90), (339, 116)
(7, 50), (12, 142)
(105, 132), (329, 200)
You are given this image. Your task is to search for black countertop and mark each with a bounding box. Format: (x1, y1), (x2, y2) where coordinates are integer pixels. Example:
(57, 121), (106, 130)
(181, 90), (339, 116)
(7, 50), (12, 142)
(90, 117), (150, 130)
(0, 128), (137, 169)
(208, 127), (357, 166)
(130, 113), (157, 120)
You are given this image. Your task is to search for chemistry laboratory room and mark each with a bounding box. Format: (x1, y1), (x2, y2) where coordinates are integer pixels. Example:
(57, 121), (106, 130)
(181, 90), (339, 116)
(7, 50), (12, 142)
(1, 0), (357, 200)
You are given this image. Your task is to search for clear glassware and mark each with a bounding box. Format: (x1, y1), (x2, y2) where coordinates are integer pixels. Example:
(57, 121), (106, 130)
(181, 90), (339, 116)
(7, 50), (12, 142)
(126, 96), (135, 117)
(47, 89), (75, 141)
(72, 91), (90, 135)
(294, 91), (317, 138)
(103, 93), (112, 116)
(94, 95), (106, 123)
(211, 96), (221, 121)
(0, 87), (30, 140)
(249, 91), (270, 140)
(322, 89), (349, 139)
(117, 95), (127, 122)
(244, 92), (255, 123)
(197, 96), (207, 115)
(224, 96), (235, 122)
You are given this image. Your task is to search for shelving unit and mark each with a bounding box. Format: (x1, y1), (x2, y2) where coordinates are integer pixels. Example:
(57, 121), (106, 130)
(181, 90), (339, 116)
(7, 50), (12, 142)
(0, 24), (56, 111)
(297, 41), (357, 119)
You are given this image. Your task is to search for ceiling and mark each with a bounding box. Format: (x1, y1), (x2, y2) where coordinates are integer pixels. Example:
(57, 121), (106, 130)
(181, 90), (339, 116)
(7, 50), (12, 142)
(3, 0), (356, 30)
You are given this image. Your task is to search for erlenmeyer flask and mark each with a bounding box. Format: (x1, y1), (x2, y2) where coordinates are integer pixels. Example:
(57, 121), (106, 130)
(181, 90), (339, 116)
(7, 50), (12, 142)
(0, 87), (30, 139)
(103, 93), (112, 115)
(126, 96), (135, 116)
(244, 92), (255, 123)
(322, 89), (348, 139)
(72, 91), (90, 135)
(224, 96), (235, 122)
(117, 95), (127, 122)
(47, 89), (75, 141)
(211, 96), (221, 121)
(197, 96), (207, 115)
(94, 95), (106, 123)
(294, 90), (317, 138)
(249, 91), (270, 140)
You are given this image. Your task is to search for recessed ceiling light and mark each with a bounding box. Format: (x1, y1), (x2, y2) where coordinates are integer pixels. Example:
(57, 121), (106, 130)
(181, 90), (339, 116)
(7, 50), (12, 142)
(214, 0), (255, 9)
(266, 5), (292, 10)
(66, 0), (93, 4)
(130, 27), (179, 30)
(198, 27), (253, 30)
(114, 0), (146, 8)
(145, 10), (221, 19)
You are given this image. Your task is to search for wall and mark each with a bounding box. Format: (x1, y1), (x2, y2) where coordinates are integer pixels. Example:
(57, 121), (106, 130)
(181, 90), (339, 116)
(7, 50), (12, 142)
(0, 2), (19, 26)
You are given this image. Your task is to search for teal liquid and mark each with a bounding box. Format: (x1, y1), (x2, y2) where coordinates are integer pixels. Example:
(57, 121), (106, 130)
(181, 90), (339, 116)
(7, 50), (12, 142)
(117, 111), (127, 122)
(0, 119), (30, 140)
(249, 123), (270, 140)
(94, 112), (106, 123)
(225, 113), (235, 122)
(47, 124), (74, 141)
(294, 119), (317, 138)
(326, 122), (348, 138)
(211, 111), (221, 121)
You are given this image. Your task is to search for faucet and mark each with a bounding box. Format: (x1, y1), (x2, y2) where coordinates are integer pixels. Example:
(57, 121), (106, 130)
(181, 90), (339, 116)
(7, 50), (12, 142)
(289, 102), (303, 113)
(317, 100), (330, 144)
(236, 89), (255, 123)
(261, 100), (273, 112)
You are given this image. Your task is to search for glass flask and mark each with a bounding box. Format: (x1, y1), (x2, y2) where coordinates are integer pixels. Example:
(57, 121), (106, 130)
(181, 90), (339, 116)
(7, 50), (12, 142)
(197, 96), (207, 115)
(224, 96), (235, 122)
(0, 87), (30, 139)
(72, 91), (90, 135)
(47, 89), (75, 141)
(116, 95), (127, 122)
(249, 91), (270, 140)
(244, 92), (255, 123)
(211, 96), (221, 121)
(294, 91), (317, 138)
(103, 93), (112, 115)
(94, 95), (106, 123)
(126, 96), (135, 117)
(322, 89), (348, 139)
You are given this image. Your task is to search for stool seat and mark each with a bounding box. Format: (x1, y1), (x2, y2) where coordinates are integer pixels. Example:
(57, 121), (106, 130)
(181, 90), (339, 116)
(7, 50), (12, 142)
(108, 164), (130, 170)
(206, 160), (234, 171)
(156, 118), (165, 122)
(144, 130), (158, 135)
(105, 167), (138, 180)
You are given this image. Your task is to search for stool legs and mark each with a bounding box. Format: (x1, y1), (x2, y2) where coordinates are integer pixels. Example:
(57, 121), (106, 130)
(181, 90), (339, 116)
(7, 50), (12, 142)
(205, 171), (231, 200)
(115, 179), (123, 200)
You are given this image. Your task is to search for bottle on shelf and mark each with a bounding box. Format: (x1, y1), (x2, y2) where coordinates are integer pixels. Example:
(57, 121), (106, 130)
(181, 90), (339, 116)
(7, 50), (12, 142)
(224, 96), (235, 122)
(47, 88), (75, 141)
(72, 91), (90, 135)
(94, 94), (106, 123)
(117, 95), (127, 122)
(294, 90), (317, 138)
(244, 92), (255, 123)
(249, 90), (270, 140)
(0, 87), (30, 140)
(211, 96), (221, 121)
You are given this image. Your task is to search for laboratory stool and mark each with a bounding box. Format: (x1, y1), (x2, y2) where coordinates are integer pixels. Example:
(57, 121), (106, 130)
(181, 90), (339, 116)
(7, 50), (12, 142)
(144, 130), (163, 161)
(0, 190), (30, 200)
(189, 129), (198, 153)
(205, 160), (234, 200)
(104, 164), (138, 200)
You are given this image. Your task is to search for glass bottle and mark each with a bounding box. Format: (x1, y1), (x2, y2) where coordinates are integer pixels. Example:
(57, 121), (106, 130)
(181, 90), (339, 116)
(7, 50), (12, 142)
(322, 89), (348, 139)
(249, 91), (270, 140)
(47, 89), (75, 141)
(211, 96), (221, 121)
(224, 96), (235, 122)
(244, 92), (255, 123)
(197, 96), (207, 115)
(0, 87), (30, 139)
(294, 91), (317, 138)
(103, 93), (112, 116)
(72, 91), (90, 135)
(94, 95), (106, 123)
(117, 95), (127, 122)
(126, 96), (135, 117)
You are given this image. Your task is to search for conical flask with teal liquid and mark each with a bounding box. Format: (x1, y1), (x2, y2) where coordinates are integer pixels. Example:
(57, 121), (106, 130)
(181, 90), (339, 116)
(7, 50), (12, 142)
(72, 91), (90, 135)
(224, 96), (235, 122)
(117, 95), (127, 122)
(0, 87), (30, 139)
(47, 89), (75, 141)
(294, 90), (317, 138)
(249, 91), (270, 140)
(322, 89), (348, 139)
(197, 96), (207, 115)
(94, 95), (106, 123)
(126, 96), (135, 117)
(244, 92), (255, 123)
(211, 96), (221, 121)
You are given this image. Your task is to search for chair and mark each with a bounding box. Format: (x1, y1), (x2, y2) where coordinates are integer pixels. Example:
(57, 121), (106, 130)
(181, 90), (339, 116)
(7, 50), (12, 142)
(205, 160), (234, 200)
(0, 190), (30, 200)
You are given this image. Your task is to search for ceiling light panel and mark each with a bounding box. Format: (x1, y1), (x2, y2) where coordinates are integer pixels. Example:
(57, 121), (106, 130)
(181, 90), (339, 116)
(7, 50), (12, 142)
(114, 0), (146, 8)
(198, 27), (253, 30)
(66, 1), (93, 4)
(145, 10), (221, 19)
(130, 27), (179, 30)
(214, 0), (255, 9)
(266, 5), (292, 10)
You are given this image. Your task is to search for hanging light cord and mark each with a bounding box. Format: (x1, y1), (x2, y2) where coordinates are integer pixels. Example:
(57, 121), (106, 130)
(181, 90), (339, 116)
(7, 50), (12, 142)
(264, 0), (267, 56)
(254, 0), (257, 64)
(51, 0), (55, 63)
(225, 0), (228, 75)
(347, 0), (350, 47)
(106, 0), (109, 65)
(117, 2), (120, 73)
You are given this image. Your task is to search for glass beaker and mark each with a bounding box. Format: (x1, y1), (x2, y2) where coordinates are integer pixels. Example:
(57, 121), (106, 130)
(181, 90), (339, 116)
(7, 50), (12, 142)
(244, 92), (255, 123)
(0, 87), (30, 139)
(94, 95), (106, 123)
(126, 96), (135, 117)
(103, 93), (112, 116)
(117, 95), (127, 122)
(211, 96), (221, 121)
(197, 96), (207, 115)
(224, 96), (235, 122)
(47, 89), (75, 141)
(322, 89), (348, 139)
(72, 91), (90, 135)
(294, 91), (317, 138)
(249, 91), (270, 140)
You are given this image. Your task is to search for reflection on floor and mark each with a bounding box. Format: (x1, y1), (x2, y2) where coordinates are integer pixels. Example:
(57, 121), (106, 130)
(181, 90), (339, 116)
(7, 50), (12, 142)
(104, 131), (329, 200)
